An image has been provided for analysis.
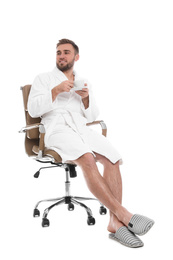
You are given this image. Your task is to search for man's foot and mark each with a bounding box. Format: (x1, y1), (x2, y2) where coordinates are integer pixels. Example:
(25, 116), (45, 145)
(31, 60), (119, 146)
(128, 214), (155, 236)
(107, 213), (124, 233)
(109, 226), (144, 248)
(116, 206), (133, 227)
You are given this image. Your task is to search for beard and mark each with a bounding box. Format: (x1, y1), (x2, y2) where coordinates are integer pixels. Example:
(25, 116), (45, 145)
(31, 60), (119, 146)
(56, 58), (75, 72)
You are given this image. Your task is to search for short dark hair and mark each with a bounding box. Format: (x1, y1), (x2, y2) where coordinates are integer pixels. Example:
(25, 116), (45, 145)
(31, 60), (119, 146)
(56, 39), (79, 55)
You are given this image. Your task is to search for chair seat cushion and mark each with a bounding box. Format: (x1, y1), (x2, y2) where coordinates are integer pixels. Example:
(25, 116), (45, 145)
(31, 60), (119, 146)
(32, 145), (62, 163)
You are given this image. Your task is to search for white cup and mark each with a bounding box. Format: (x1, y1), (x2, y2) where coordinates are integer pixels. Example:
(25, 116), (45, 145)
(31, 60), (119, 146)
(74, 80), (86, 91)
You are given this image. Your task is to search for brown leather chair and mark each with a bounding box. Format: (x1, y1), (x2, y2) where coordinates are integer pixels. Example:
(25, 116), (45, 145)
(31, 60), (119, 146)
(19, 85), (107, 227)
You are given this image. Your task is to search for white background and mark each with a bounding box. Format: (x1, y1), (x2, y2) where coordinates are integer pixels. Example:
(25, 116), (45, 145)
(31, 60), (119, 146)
(0, 0), (173, 259)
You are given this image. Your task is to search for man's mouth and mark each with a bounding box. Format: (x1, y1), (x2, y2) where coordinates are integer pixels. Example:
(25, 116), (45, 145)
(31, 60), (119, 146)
(59, 60), (67, 65)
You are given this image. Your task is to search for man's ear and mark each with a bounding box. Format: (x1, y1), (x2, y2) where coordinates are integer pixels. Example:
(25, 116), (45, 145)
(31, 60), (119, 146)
(75, 54), (80, 61)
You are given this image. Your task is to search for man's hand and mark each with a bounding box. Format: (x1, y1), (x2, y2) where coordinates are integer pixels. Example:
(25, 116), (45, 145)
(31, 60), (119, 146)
(75, 84), (89, 109)
(52, 80), (74, 101)
(75, 88), (89, 99)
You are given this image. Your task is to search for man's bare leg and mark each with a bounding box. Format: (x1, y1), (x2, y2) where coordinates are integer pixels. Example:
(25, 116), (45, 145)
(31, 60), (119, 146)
(94, 153), (124, 233)
(73, 153), (133, 227)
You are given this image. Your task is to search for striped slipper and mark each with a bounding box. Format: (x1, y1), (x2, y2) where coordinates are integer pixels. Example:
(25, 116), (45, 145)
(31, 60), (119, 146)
(109, 226), (144, 248)
(128, 214), (155, 236)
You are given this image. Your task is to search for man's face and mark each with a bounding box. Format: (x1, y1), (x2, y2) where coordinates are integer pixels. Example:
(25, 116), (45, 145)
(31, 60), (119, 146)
(56, 43), (79, 72)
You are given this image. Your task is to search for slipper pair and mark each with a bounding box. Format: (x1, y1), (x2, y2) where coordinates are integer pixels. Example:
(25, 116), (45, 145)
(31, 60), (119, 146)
(109, 214), (154, 248)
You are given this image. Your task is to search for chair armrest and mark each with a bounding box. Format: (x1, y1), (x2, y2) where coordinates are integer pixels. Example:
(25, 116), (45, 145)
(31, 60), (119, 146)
(19, 123), (41, 133)
(87, 120), (107, 137)
(19, 123), (45, 133)
(19, 123), (46, 159)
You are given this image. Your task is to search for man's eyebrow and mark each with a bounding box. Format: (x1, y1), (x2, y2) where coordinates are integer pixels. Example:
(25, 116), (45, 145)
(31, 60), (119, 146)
(56, 50), (71, 53)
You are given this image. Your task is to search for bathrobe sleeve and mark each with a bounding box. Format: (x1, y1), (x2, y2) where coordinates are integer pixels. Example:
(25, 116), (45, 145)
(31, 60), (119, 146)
(28, 73), (53, 118)
(80, 82), (99, 123)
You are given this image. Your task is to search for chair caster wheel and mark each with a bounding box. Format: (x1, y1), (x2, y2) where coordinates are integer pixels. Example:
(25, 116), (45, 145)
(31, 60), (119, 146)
(87, 216), (95, 225)
(68, 203), (74, 211)
(42, 218), (50, 227)
(33, 208), (40, 217)
(99, 206), (107, 215)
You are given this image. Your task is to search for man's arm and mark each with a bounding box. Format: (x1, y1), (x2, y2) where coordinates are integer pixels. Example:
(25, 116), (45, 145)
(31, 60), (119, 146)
(28, 74), (53, 118)
(51, 80), (74, 101)
(75, 86), (89, 109)
(82, 95), (89, 109)
(76, 83), (99, 122)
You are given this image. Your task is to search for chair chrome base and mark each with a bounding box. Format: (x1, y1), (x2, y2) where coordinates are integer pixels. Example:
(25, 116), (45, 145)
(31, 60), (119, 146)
(33, 163), (107, 227)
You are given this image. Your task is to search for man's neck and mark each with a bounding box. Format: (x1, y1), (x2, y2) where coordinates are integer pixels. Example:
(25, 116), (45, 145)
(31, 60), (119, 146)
(63, 68), (74, 81)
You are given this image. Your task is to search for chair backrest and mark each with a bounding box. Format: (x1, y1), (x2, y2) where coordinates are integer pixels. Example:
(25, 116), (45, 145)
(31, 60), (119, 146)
(21, 85), (41, 156)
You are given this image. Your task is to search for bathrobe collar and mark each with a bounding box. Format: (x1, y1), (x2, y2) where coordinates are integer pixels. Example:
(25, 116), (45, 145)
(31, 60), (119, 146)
(52, 66), (77, 81)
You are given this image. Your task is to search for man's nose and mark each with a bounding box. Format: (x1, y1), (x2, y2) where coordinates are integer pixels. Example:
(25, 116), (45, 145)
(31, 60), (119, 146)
(59, 53), (65, 59)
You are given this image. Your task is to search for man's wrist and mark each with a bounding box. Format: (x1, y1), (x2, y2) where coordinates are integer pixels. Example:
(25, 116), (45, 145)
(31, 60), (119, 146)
(52, 86), (60, 101)
(82, 96), (89, 109)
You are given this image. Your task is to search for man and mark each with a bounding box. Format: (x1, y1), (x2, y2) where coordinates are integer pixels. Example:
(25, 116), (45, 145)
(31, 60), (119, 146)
(28, 39), (154, 248)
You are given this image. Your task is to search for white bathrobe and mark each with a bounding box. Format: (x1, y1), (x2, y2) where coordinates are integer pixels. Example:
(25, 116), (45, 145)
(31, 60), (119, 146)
(28, 67), (122, 163)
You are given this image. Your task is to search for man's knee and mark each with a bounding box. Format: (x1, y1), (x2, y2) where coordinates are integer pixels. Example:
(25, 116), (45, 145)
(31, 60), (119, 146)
(75, 153), (96, 169)
(95, 153), (111, 167)
(95, 153), (120, 170)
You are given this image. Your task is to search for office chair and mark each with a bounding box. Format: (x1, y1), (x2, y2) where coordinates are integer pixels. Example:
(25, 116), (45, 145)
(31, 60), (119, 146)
(19, 85), (107, 227)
